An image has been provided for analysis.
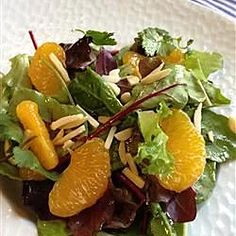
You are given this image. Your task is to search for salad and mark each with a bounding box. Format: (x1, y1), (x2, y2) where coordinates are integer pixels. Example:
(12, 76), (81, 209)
(0, 27), (235, 236)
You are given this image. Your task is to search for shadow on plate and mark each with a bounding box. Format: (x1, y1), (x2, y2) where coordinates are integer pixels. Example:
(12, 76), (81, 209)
(0, 177), (36, 222)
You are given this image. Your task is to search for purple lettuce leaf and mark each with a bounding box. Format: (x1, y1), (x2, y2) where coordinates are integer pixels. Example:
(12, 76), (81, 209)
(62, 36), (96, 70)
(166, 187), (197, 223)
(146, 175), (175, 203)
(96, 49), (118, 75)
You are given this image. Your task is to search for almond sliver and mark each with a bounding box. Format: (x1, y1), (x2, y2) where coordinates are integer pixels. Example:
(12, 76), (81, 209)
(193, 103), (202, 133)
(118, 141), (127, 165)
(104, 126), (117, 150)
(122, 167), (145, 189)
(52, 129), (64, 144)
(115, 128), (132, 141)
(98, 116), (111, 124)
(51, 114), (85, 130)
(126, 153), (138, 175)
(141, 68), (171, 85)
(49, 53), (70, 83)
(54, 125), (86, 145)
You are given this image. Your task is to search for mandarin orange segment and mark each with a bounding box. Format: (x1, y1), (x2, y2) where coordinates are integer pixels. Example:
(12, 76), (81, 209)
(16, 100), (59, 170)
(158, 109), (206, 192)
(28, 42), (66, 97)
(122, 51), (143, 78)
(49, 138), (111, 217)
(163, 48), (184, 64)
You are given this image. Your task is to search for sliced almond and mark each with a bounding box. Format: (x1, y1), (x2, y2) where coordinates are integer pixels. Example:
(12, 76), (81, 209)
(50, 114), (85, 131)
(115, 128), (132, 141)
(98, 116), (111, 124)
(122, 167), (145, 189)
(107, 82), (121, 96)
(228, 116), (236, 134)
(120, 92), (131, 104)
(49, 53), (70, 83)
(52, 129), (64, 144)
(118, 141), (127, 165)
(141, 68), (171, 85)
(193, 103), (203, 133)
(104, 126), (117, 150)
(4, 140), (11, 156)
(76, 105), (100, 128)
(62, 140), (75, 154)
(208, 131), (214, 143)
(126, 76), (140, 86)
(54, 125), (86, 145)
(126, 153), (138, 175)
(102, 69), (121, 83)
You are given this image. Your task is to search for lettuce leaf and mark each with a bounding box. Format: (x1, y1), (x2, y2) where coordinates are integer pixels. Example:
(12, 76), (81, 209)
(148, 203), (187, 236)
(135, 110), (174, 177)
(0, 54), (31, 113)
(37, 220), (71, 236)
(185, 50), (223, 81)
(132, 65), (189, 109)
(194, 161), (217, 204)
(9, 87), (82, 122)
(201, 110), (236, 162)
(0, 113), (23, 143)
(69, 67), (122, 115)
(202, 81), (230, 106)
(0, 162), (22, 180)
(11, 147), (59, 181)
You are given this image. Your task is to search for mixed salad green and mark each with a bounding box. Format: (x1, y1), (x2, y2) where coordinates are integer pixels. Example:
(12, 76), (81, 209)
(0, 27), (235, 236)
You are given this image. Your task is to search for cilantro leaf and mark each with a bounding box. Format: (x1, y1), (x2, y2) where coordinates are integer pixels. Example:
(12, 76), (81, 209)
(0, 113), (23, 143)
(137, 27), (176, 56)
(135, 110), (174, 177)
(201, 110), (236, 162)
(185, 50), (223, 81)
(37, 219), (71, 236)
(85, 30), (117, 45)
(0, 162), (22, 180)
(12, 147), (59, 181)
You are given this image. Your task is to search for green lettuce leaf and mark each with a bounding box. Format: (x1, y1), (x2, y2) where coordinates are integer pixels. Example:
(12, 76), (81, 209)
(201, 110), (236, 162)
(37, 220), (71, 236)
(0, 113), (23, 143)
(136, 27), (176, 57)
(85, 30), (117, 46)
(9, 87), (82, 122)
(148, 203), (187, 236)
(132, 65), (189, 109)
(0, 162), (21, 180)
(185, 50), (223, 81)
(202, 81), (230, 106)
(194, 161), (217, 204)
(135, 110), (174, 177)
(11, 147), (59, 181)
(69, 67), (122, 115)
(0, 54), (31, 113)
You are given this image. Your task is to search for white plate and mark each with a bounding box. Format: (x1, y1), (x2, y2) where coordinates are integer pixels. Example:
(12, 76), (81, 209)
(0, 0), (235, 235)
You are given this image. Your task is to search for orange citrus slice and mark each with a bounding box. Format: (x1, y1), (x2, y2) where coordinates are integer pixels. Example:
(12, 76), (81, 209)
(28, 42), (68, 102)
(159, 109), (206, 192)
(49, 138), (111, 217)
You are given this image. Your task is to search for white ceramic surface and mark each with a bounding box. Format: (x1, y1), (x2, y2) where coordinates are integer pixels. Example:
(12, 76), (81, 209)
(0, 0), (235, 235)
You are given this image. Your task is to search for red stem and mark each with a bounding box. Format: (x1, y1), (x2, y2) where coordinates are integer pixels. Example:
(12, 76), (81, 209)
(88, 83), (184, 140)
(28, 30), (38, 50)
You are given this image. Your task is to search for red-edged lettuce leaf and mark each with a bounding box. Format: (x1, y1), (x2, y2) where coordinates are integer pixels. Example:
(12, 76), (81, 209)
(96, 49), (117, 75)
